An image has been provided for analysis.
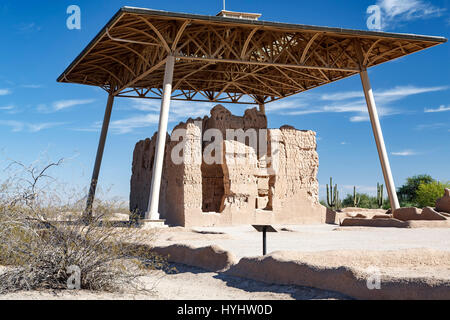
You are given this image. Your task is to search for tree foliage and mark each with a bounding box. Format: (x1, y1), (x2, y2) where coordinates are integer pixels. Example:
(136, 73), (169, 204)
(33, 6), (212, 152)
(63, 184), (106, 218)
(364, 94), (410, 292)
(342, 193), (386, 209)
(397, 174), (435, 203)
(415, 181), (450, 208)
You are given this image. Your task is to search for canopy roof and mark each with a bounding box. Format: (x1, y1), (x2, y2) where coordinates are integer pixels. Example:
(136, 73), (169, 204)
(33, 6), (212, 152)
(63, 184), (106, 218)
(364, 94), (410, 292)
(57, 7), (446, 105)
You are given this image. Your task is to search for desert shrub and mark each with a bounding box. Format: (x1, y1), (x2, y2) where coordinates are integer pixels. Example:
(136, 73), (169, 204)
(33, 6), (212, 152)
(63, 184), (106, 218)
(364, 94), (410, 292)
(0, 158), (168, 294)
(415, 181), (450, 208)
(341, 193), (383, 209)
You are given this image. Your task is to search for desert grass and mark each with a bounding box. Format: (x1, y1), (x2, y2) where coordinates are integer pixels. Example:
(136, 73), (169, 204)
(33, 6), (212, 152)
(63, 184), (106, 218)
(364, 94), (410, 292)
(0, 158), (168, 294)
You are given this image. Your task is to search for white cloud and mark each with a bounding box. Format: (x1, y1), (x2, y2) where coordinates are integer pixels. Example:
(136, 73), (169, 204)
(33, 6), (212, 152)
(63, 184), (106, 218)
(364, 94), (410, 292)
(0, 120), (65, 133)
(71, 128), (101, 133)
(415, 123), (447, 130)
(28, 122), (66, 133)
(0, 120), (24, 132)
(391, 150), (417, 156)
(52, 99), (96, 111)
(106, 100), (214, 134)
(36, 104), (49, 113)
(0, 89), (11, 96)
(21, 84), (43, 89)
(80, 84), (447, 133)
(131, 99), (214, 120)
(108, 114), (161, 134)
(376, 0), (446, 29)
(275, 85), (448, 123)
(266, 99), (309, 112)
(0, 105), (15, 111)
(424, 105), (450, 113)
(283, 108), (324, 116)
(321, 91), (363, 101)
(17, 22), (42, 33)
(349, 106), (401, 122)
(0, 105), (19, 115)
(322, 102), (367, 113)
(375, 85), (448, 103)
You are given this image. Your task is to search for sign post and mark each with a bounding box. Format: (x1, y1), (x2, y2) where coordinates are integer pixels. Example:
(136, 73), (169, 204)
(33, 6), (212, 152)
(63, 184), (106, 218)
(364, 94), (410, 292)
(252, 225), (277, 256)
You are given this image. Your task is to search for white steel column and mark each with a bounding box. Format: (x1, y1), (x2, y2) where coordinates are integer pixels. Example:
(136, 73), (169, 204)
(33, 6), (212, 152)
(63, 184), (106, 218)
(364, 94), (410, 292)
(84, 93), (114, 218)
(360, 69), (400, 211)
(146, 55), (175, 220)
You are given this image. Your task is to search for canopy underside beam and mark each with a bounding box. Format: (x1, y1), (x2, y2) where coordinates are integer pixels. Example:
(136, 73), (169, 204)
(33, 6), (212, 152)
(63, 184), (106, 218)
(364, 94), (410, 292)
(59, 9), (444, 106)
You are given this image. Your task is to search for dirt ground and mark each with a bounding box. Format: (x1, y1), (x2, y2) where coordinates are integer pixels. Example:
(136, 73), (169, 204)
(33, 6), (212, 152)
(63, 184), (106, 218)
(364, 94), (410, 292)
(153, 224), (450, 259)
(2, 223), (449, 300)
(0, 264), (348, 300)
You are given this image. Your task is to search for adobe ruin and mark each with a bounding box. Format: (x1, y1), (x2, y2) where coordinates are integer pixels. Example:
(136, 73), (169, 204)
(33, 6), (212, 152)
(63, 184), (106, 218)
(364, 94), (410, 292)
(130, 105), (327, 227)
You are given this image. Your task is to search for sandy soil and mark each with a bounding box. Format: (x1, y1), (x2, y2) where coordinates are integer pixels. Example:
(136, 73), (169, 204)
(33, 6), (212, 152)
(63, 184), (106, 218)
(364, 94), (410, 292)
(0, 264), (347, 300)
(153, 224), (450, 259)
(2, 223), (449, 300)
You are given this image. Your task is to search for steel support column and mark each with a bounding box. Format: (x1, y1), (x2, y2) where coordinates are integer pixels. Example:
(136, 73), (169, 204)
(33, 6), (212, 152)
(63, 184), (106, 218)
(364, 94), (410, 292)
(360, 69), (400, 211)
(145, 55), (175, 220)
(84, 93), (115, 217)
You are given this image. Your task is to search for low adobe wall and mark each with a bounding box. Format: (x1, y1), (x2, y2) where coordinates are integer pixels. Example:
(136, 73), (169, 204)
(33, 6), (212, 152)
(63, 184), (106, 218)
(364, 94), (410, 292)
(226, 253), (450, 300)
(152, 244), (237, 272)
(150, 244), (450, 300)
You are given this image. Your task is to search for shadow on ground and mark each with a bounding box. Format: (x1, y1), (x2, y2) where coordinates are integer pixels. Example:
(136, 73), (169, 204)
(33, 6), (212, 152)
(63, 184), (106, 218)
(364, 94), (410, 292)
(163, 262), (351, 300)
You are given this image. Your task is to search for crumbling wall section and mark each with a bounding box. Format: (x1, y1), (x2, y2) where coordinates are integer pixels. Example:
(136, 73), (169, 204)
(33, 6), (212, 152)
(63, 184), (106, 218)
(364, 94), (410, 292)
(130, 105), (325, 227)
(269, 127), (320, 205)
(221, 140), (259, 212)
(129, 133), (170, 219)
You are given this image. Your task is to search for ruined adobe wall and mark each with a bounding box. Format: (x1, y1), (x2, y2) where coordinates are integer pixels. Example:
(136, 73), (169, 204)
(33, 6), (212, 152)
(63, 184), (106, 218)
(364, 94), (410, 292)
(267, 127), (323, 224)
(129, 133), (170, 219)
(203, 105), (267, 136)
(129, 119), (203, 224)
(270, 127), (320, 204)
(130, 105), (326, 226)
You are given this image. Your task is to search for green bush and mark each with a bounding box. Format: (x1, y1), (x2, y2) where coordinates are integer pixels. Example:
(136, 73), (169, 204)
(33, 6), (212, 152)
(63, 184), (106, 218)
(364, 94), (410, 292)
(342, 193), (385, 209)
(397, 175), (435, 203)
(415, 181), (450, 208)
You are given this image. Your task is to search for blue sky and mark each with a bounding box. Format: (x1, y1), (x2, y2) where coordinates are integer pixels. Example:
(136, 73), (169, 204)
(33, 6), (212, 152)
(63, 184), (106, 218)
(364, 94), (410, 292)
(0, 0), (449, 202)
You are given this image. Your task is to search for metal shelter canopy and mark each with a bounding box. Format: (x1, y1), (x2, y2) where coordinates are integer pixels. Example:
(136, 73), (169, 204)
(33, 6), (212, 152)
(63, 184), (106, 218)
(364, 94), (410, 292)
(57, 6), (446, 105)
(57, 6), (446, 221)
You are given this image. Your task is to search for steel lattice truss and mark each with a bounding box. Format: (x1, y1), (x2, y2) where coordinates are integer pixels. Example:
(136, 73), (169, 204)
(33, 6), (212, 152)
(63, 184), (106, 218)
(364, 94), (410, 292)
(58, 7), (446, 105)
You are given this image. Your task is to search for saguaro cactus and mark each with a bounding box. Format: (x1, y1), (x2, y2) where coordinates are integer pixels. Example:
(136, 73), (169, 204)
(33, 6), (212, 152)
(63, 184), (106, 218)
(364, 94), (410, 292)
(326, 177), (341, 210)
(377, 183), (384, 208)
(353, 186), (361, 208)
